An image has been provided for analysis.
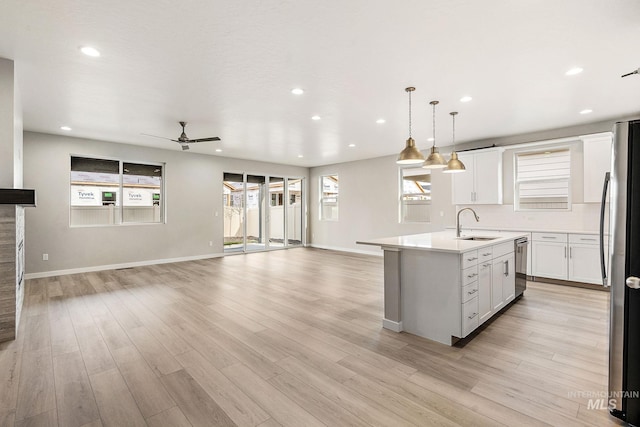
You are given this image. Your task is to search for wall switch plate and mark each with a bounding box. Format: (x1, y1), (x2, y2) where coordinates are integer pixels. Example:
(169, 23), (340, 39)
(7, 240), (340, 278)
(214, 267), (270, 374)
(42, 253), (48, 261)
(209, 241), (213, 247)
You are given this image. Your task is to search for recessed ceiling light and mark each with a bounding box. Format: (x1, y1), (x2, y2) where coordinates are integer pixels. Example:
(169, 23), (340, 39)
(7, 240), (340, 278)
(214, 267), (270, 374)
(565, 67), (583, 76)
(60, 126), (72, 131)
(215, 148), (222, 152)
(427, 137), (434, 142)
(291, 88), (304, 95)
(460, 96), (473, 103)
(80, 46), (100, 57)
(298, 154), (304, 158)
(376, 119), (386, 124)
(580, 109), (593, 115)
(348, 144), (356, 148)
(311, 115), (321, 120)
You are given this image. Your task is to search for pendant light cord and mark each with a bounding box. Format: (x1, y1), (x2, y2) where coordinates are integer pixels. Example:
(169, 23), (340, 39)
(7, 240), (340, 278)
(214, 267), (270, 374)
(450, 112), (458, 150)
(432, 103), (436, 148)
(408, 90), (412, 138)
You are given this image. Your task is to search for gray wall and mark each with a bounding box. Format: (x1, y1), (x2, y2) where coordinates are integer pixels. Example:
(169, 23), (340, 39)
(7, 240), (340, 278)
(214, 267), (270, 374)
(0, 58), (22, 188)
(24, 131), (308, 275)
(310, 154), (456, 254)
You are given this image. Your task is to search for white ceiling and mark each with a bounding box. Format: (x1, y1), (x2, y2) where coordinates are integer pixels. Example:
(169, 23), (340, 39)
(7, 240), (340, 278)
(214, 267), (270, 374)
(1, 0), (639, 167)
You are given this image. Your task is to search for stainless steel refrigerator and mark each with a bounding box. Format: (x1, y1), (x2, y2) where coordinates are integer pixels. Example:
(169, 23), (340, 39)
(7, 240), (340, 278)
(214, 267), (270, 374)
(606, 119), (640, 423)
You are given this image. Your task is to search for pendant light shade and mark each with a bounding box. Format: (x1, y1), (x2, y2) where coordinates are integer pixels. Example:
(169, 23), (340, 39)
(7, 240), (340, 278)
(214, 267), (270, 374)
(423, 100), (447, 169)
(443, 111), (466, 174)
(397, 87), (425, 165)
(397, 137), (425, 164)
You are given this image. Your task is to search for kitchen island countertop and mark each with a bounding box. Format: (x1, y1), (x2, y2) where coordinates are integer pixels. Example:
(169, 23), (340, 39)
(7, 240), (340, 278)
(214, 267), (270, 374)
(357, 230), (528, 254)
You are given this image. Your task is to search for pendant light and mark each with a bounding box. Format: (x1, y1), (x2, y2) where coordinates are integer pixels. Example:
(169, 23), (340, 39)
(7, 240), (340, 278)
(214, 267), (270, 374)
(423, 100), (447, 169)
(443, 111), (466, 173)
(396, 87), (425, 165)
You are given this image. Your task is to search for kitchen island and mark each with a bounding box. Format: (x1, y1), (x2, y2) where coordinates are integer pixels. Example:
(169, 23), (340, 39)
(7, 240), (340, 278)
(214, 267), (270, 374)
(358, 230), (528, 345)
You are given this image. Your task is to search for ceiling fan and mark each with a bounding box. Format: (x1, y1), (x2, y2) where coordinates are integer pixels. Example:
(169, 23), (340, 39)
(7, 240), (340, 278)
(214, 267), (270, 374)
(142, 121), (221, 150)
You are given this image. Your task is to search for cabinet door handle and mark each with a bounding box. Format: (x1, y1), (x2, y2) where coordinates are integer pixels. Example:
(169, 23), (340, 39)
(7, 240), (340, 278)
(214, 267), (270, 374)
(504, 260), (509, 276)
(468, 312), (478, 320)
(580, 238), (597, 241)
(483, 263), (491, 267)
(467, 257), (477, 261)
(467, 289), (478, 295)
(482, 252), (491, 256)
(570, 247), (572, 258)
(542, 236), (556, 239)
(467, 273), (477, 278)
(564, 247), (567, 258)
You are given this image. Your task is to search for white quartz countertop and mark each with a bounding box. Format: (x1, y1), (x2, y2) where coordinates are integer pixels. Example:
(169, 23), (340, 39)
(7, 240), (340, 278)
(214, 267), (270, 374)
(445, 225), (599, 235)
(357, 230), (528, 254)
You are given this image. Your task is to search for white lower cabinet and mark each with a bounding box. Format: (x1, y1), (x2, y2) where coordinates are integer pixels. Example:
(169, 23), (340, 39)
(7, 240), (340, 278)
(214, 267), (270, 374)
(531, 232), (605, 285)
(531, 240), (568, 280)
(478, 261), (492, 324)
(461, 241), (515, 336)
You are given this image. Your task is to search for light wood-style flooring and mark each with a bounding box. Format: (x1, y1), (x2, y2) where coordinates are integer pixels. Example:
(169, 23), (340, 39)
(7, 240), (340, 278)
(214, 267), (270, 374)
(0, 248), (625, 426)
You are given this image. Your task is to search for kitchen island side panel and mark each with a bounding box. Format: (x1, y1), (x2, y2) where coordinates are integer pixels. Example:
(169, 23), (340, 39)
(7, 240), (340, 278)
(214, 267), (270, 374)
(400, 249), (461, 345)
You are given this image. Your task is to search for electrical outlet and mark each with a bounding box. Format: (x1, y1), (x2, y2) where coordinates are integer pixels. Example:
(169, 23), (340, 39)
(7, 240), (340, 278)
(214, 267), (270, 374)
(42, 253), (48, 261)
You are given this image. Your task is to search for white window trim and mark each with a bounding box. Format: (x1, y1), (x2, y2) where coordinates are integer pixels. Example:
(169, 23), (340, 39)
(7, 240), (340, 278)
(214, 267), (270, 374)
(70, 155), (166, 227)
(399, 166), (431, 224)
(513, 146), (572, 212)
(319, 174), (339, 221)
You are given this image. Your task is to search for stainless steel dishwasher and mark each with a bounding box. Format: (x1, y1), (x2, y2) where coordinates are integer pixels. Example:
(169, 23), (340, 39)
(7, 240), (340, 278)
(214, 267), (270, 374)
(515, 237), (529, 298)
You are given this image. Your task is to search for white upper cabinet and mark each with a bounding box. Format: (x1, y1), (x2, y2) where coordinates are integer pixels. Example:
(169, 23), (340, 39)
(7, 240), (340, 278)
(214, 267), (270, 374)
(452, 148), (503, 205)
(583, 133), (612, 203)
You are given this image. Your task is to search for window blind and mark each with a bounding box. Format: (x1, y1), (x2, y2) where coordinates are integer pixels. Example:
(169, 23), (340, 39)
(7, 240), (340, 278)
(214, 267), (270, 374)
(515, 149), (570, 210)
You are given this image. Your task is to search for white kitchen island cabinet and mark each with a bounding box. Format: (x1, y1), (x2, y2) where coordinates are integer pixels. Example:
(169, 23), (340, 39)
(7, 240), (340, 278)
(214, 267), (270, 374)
(357, 230), (526, 346)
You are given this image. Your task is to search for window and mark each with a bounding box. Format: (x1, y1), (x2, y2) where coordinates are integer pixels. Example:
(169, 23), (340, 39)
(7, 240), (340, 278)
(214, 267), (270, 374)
(70, 156), (163, 226)
(320, 175), (339, 221)
(515, 148), (570, 211)
(400, 167), (431, 222)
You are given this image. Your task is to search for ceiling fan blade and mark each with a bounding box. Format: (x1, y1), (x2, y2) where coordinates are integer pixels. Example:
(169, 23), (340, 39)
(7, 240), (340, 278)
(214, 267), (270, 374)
(141, 133), (178, 142)
(188, 137), (221, 143)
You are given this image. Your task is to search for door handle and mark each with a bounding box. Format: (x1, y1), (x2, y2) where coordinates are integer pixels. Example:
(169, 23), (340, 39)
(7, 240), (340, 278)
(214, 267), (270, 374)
(504, 260), (509, 276)
(600, 172), (610, 286)
(627, 277), (640, 289)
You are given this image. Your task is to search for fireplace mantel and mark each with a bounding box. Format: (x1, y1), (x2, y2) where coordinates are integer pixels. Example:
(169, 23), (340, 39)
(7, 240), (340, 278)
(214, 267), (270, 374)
(0, 189), (36, 206)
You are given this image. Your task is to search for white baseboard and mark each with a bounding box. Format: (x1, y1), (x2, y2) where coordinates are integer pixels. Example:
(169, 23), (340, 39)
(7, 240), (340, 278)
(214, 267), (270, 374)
(308, 243), (383, 257)
(25, 252), (226, 280)
(382, 318), (403, 332)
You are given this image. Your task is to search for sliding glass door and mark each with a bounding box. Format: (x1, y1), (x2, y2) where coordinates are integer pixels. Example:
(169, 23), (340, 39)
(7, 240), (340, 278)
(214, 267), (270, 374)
(246, 175), (266, 252)
(269, 177), (285, 248)
(223, 173), (304, 254)
(223, 173), (245, 254)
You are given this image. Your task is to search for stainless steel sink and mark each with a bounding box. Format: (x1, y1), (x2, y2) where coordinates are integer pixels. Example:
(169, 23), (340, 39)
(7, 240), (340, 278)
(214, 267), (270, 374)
(459, 236), (499, 241)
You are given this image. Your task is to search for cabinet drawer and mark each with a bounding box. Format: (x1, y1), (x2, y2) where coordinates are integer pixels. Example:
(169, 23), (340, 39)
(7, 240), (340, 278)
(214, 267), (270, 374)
(462, 282), (479, 303)
(569, 233), (599, 244)
(462, 266), (479, 286)
(462, 296), (479, 337)
(532, 232), (567, 243)
(462, 250), (479, 269)
(492, 241), (514, 259)
(478, 247), (493, 263)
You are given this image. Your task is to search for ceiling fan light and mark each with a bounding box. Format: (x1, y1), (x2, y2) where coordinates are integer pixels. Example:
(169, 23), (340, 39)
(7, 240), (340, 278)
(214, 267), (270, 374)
(397, 138), (425, 165)
(443, 151), (466, 173)
(181, 144), (190, 151)
(423, 146), (447, 169)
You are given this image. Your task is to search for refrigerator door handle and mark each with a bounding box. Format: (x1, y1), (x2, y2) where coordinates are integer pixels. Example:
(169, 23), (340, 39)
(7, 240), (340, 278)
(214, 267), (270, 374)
(626, 277), (640, 289)
(600, 172), (611, 286)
